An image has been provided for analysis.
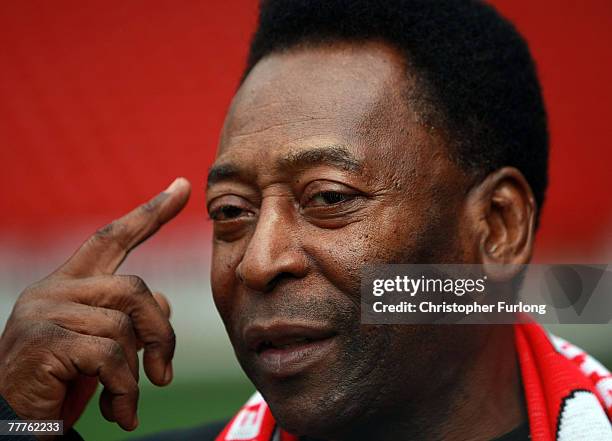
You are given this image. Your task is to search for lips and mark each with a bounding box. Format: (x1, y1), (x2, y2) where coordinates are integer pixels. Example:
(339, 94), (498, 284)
(257, 336), (313, 352)
(243, 323), (337, 377)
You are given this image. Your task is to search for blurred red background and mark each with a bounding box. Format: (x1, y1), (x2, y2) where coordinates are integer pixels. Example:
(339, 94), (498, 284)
(0, 0), (611, 260)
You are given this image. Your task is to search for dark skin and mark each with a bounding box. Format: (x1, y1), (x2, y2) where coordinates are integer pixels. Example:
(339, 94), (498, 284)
(0, 178), (191, 437)
(208, 42), (536, 440)
(0, 41), (536, 441)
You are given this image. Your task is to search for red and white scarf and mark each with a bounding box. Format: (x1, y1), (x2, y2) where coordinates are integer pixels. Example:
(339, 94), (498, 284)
(216, 324), (612, 441)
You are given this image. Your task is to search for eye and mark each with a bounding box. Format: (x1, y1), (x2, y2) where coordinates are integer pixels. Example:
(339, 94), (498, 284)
(308, 191), (353, 206)
(300, 181), (362, 212)
(209, 205), (245, 220)
(207, 195), (254, 221)
(299, 182), (366, 227)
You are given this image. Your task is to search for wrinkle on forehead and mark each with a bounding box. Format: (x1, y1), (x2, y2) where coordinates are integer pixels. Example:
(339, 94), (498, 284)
(216, 41), (458, 193)
(227, 116), (335, 141)
(219, 41), (414, 153)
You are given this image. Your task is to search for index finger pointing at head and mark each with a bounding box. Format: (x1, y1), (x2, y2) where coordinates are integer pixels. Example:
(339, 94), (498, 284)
(61, 177), (191, 277)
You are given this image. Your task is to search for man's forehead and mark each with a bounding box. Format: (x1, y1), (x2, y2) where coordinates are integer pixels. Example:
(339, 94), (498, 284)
(208, 41), (452, 193)
(217, 41), (414, 157)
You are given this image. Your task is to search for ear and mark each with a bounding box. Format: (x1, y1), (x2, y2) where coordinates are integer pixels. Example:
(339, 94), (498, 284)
(464, 167), (537, 277)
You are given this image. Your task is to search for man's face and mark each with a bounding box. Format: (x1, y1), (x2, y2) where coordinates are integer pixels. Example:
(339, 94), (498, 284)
(207, 42), (482, 437)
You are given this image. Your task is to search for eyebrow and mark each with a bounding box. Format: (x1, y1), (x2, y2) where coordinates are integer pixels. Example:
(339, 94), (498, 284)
(206, 163), (241, 188)
(277, 145), (362, 172)
(207, 145), (362, 188)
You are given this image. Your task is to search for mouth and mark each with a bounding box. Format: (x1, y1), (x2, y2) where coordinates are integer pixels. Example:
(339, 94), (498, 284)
(244, 323), (338, 378)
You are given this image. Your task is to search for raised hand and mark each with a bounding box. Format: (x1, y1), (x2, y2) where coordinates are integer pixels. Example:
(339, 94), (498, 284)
(0, 177), (191, 433)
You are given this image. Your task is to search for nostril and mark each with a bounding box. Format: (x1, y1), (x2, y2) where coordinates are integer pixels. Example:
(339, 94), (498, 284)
(262, 272), (295, 293)
(236, 251), (308, 292)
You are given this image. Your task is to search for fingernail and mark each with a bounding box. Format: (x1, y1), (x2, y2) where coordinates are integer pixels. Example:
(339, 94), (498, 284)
(165, 177), (185, 193)
(164, 362), (173, 384)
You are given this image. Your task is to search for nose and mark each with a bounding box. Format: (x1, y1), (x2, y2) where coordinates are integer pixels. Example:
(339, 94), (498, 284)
(236, 197), (309, 292)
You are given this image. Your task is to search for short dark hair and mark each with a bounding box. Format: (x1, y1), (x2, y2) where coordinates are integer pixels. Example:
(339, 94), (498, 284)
(243, 0), (549, 220)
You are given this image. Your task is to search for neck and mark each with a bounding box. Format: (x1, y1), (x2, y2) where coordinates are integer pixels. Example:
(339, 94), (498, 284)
(336, 325), (526, 441)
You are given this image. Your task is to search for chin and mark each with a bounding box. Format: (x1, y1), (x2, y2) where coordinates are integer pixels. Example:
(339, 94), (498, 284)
(256, 377), (368, 439)
(266, 396), (347, 438)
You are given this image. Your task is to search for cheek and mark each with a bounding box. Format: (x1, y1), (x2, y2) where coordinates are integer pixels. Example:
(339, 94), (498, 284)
(305, 210), (424, 277)
(302, 222), (389, 302)
(210, 242), (243, 320)
(302, 200), (460, 304)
